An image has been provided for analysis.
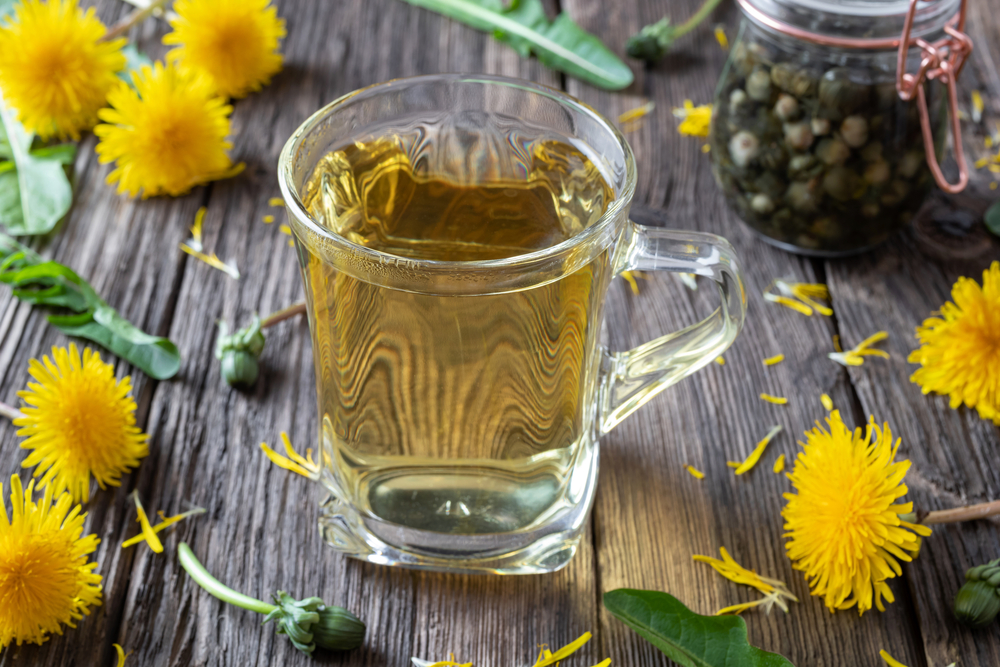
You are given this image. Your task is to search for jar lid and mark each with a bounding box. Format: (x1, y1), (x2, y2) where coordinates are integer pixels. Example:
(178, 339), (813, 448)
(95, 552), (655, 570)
(738, 0), (961, 43)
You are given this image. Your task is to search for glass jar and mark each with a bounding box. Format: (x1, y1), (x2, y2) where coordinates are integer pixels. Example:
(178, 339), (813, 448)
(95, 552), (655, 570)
(709, 0), (971, 256)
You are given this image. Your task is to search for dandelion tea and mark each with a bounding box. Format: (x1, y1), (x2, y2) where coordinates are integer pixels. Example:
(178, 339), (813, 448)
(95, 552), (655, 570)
(299, 132), (615, 536)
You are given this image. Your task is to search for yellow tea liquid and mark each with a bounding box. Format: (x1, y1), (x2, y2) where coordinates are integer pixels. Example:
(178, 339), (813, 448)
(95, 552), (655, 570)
(299, 134), (614, 534)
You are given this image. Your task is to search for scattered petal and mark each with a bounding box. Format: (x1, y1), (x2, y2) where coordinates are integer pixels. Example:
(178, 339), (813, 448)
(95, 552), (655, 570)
(618, 100), (654, 124)
(772, 454), (786, 473)
(975, 156), (990, 169)
(678, 272), (698, 290)
(121, 505), (205, 549)
(763, 354), (785, 366)
(735, 424), (782, 475)
(620, 270), (641, 294)
(279, 224), (292, 236)
(268, 197), (284, 206)
(683, 464), (705, 480)
(179, 244), (240, 280)
(186, 206), (206, 252)
(714, 25), (729, 50)
(260, 432), (319, 479)
(701, 143), (711, 153)
(820, 393), (834, 410)
(114, 644), (127, 666)
(759, 393), (788, 405)
(694, 546), (797, 615)
(880, 649), (909, 667)
(130, 491), (163, 554)
(262, 215), (274, 224)
(672, 100), (712, 137)
(715, 356), (726, 366)
(972, 90), (984, 124)
(829, 331), (889, 367)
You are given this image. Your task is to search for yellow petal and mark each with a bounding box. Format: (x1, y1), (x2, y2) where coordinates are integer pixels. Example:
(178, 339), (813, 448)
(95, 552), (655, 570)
(879, 650), (910, 667)
(179, 244), (240, 280)
(269, 197), (285, 207)
(263, 215), (275, 224)
(763, 354), (785, 366)
(759, 393), (788, 405)
(715, 356), (726, 366)
(764, 293), (813, 316)
(618, 101), (654, 124)
(820, 393), (834, 411)
(533, 633), (591, 667)
(772, 454), (786, 473)
(735, 425), (783, 474)
(714, 25), (729, 50)
(683, 464), (705, 480)
(260, 441), (317, 479)
(122, 506), (205, 548)
(114, 644), (127, 667)
(132, 492), (163, 553)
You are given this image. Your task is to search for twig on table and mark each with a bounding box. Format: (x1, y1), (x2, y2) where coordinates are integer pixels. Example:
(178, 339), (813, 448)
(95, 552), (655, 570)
(261, 301), (306, 329)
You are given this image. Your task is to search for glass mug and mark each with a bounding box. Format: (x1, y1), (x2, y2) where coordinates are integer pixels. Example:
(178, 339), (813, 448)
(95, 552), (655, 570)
(278, 74), (747, 574)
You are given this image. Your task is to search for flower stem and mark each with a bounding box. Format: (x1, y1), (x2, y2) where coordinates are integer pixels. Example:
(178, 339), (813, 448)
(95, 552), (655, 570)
(0, 400), (25, 422)
(261, 301), (307, 329)
(921, 500), (1000, 525)
(177, 542), (276, 615)
(673, 0), (724, 39)
(101, 0), (172, 42)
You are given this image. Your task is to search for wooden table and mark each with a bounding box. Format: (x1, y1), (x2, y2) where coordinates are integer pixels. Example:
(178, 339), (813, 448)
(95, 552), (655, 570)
(2, 0), (999, 665)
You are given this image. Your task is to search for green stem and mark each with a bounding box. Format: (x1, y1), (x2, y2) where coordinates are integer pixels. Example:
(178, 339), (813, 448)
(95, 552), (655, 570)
(101, 0), (172, 42)
(177, 542), (276, 615)
(0, 400), (25, 422)
(673, 0), (724, 39)
(261, 301), (307, 329)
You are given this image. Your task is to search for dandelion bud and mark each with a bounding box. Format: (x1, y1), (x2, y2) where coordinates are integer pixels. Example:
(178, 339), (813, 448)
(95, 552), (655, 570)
(215, 315), (266, 387)
(312, 605), (366, 650)
(626, 16), (676, 61)
(954, 558), (1000, 629)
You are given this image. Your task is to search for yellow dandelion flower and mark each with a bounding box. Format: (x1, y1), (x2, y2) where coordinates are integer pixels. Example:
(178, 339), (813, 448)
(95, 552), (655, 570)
(683, 464), (705, 480)
(0, 0), (126, 140)
(14, 345), (149, 503)
(95, 62), (244, 198)
(0, 474), (102, 649)
(829, 331), (890, 367)
(782, 410), (932, 615)
(672, 100), (712, 137)
(164, 0), (286, 99)
(908, 262), (1000, 424)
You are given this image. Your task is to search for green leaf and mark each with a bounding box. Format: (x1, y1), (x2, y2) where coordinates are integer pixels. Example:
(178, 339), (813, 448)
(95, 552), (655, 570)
(0, 98), (74, 235)
(29, 143), (77, 164)
(0, 233), (181, 379)
(400, 0), (633, 90)
(985, 200), (1000, 238)
(603, 589), (796, 667)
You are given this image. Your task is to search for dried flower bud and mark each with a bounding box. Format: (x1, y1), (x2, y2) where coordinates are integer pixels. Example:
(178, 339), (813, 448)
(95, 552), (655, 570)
(954, 559), (1000, 629)
(774, 94), (799, 121)
(783, 121), (814, 151)
(810, 118), (831, 137)
(215, 315), (266, 387)
(728, 131), (760, 168)
(746, 68), (772, 102)
(840, 115), (869, 148)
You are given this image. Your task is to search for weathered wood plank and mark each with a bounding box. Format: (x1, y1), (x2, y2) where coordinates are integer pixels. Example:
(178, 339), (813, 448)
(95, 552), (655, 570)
(825, 0), (1000, 661)
(0, 3), (201, 665)
(560, 0), (932, 665)
(96, 1), (594, 667)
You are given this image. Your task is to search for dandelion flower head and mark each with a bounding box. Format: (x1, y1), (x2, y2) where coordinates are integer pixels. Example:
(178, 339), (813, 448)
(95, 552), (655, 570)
(14, 344), (149, 503)
(0, 474), (102, 648)
(95, 62), (243, 198)
(782, 410), (931, 615)
(673, 100), (712, 137)
(0, 0), (126, 140)
(908, 261), (1000, 425)
(164, 0), (286, 99)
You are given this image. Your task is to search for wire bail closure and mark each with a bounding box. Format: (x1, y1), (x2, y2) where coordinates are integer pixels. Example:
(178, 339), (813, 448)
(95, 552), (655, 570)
(896, 0), (972, 193)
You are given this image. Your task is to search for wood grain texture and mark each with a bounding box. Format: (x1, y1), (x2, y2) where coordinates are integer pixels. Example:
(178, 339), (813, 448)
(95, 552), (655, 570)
(0, 0), (998, 665)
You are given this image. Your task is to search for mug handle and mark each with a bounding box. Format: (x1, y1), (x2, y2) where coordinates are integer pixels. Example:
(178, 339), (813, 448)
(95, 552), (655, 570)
(599, 221), (747, 434)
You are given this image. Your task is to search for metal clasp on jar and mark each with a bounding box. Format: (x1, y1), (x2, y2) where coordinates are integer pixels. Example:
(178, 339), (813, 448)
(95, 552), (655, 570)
(896, 0), (973, 193)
